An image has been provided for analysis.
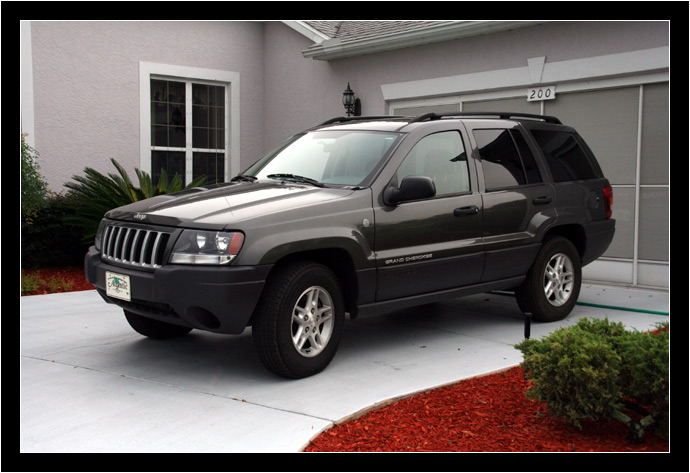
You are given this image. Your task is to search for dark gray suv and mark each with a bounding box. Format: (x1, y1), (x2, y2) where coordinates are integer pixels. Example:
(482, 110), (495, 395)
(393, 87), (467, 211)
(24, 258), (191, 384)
(85, 112), (615, 378)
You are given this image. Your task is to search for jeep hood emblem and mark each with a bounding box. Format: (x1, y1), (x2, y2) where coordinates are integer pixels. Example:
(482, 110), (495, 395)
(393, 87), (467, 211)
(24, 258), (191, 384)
(133, 212), (147, 221)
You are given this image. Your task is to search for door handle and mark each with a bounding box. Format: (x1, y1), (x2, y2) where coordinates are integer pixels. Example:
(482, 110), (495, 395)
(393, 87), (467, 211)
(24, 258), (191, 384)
(454, 205), (479, 217)
(533, 196), (552, 205)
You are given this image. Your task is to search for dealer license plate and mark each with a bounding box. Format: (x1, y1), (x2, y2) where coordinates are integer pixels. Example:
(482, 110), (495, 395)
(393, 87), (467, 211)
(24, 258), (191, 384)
(106, 271), (131, 301)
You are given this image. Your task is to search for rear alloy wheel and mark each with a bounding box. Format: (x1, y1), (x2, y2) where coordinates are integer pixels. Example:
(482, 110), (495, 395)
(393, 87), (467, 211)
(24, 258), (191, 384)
(516, 236), (582, 322)
(543, 252), (576, 307)
(252, 261), (345, 378)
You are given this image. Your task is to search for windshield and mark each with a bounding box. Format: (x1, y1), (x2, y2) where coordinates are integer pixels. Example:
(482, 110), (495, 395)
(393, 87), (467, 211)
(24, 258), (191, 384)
(245, 130), (401, 186)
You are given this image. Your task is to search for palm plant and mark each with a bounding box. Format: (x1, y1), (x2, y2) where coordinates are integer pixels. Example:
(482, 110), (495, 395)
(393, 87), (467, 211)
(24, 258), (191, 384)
(65, 158), (207, 241)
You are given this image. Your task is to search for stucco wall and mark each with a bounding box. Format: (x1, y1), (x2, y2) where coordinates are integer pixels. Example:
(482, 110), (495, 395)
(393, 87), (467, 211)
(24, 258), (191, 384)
(31, 21), (668, 190)
(31, 21), (266, 191)
(263, 21), (668, 150)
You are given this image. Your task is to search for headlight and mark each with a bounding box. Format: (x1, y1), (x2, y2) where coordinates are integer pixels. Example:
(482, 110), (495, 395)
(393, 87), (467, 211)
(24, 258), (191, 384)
(170, 230), (244, 265)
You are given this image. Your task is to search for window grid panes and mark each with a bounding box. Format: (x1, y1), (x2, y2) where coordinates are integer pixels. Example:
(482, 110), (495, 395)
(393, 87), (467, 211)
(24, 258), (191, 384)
(151, 150), (185, 185)
(151, 79), (226, 185)
(151, 79), (186, 149)
(192, 84), (225, 151)
(193, 152), (225, 184)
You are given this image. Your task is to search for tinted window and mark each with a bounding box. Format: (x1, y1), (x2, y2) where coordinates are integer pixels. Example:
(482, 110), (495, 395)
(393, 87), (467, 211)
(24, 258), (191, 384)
(530, 130), (597, 182)
(395, 131), (470, 196)
(473, 129), (526, 190)
(510, 129), (542, 184)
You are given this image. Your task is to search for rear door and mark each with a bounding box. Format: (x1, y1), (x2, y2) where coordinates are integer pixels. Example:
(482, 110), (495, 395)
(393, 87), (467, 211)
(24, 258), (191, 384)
(467, 121), (556, 282)
(373, 126), (484, 301)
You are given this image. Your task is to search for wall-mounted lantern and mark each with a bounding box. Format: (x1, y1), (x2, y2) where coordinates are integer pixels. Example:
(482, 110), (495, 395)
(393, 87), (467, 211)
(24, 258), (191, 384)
(342, 82), (361, 117)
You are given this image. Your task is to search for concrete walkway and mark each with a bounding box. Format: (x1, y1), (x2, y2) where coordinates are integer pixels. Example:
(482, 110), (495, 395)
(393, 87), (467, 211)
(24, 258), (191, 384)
(20, 284), (669, 452)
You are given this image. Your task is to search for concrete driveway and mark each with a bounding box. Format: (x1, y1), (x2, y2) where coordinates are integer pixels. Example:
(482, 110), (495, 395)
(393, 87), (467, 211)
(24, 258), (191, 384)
(20, 284), (669, 452)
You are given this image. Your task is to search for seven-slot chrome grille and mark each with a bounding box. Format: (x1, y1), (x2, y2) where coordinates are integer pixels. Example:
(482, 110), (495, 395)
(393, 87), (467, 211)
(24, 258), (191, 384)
(101, 224), (171, 268)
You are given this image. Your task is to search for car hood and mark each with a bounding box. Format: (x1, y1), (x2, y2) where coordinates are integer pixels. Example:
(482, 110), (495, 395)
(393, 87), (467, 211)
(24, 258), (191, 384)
(105, 181), (355, 229)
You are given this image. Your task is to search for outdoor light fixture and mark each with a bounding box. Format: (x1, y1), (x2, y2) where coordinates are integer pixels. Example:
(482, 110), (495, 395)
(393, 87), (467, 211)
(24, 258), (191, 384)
(342, 82), (361, 116)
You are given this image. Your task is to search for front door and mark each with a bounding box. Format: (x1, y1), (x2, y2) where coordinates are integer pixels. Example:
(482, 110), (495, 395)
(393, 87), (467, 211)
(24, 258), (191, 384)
(374, 129), (483, 301)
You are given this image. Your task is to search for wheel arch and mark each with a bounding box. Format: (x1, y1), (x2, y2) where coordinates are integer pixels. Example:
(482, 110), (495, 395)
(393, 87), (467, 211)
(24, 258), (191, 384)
(542, 224), (586, 262)
(262, 248), (360, 318)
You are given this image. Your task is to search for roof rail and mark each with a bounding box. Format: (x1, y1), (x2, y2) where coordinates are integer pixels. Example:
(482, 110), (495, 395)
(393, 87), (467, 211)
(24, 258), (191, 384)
(408, 112), (562, 125)
(319, 115), (405, 126)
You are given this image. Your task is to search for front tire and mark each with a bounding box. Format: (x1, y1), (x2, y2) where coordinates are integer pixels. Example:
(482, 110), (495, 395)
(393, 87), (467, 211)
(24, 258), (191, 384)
(124, 310), (193, 339)
(252, 261), (345, 378)
(515, 236), (582, 322)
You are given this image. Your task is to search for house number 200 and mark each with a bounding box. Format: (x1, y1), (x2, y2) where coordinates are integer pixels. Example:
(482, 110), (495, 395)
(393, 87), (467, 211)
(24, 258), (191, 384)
(527, 85), (556, 102)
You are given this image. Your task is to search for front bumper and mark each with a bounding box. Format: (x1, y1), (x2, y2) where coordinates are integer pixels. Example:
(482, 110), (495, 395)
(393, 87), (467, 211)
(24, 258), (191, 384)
(85, 247), (271, 334)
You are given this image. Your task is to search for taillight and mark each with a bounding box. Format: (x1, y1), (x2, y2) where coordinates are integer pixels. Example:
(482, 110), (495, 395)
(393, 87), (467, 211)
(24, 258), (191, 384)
(603, 185), (613, 219)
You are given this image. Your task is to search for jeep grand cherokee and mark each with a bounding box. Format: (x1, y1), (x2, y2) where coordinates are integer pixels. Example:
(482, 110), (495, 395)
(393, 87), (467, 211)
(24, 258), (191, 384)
(85, 112), (615, 378)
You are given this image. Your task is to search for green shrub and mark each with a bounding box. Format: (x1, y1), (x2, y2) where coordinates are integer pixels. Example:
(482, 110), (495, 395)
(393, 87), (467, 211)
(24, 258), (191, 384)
(515, 317), (669, 442)
(21, 194), (90, 269)
(64, 158), (207, 241)
(21, 133), (49, 224)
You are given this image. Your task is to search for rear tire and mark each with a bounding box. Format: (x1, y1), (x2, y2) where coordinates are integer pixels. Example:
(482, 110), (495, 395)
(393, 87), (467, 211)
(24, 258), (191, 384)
(515, 236), (581, 322)
(124, 310), (193, 339)
(252, 261), (345, 378)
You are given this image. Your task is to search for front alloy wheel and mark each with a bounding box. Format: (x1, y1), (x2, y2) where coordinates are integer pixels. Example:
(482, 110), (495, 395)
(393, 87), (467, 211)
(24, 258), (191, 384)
(291, 286), (335, 357)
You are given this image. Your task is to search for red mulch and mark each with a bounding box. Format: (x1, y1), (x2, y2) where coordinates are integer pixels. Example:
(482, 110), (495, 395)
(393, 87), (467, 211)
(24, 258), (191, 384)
(21, 266), (94, 295)
(21, 267), (669, 453)
(305, 366), (669, 452)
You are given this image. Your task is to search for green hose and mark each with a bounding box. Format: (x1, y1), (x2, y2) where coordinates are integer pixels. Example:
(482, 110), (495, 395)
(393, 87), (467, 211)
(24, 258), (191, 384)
(574, 301), (669, 316)
(489, 291), (669, 316)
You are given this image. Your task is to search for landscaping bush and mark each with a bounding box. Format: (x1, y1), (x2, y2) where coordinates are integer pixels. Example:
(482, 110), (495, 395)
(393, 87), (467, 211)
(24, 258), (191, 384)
(21, 135), (86, 268)
(21, 194), (90, 269)
(515, 317), (669, 442)
(64, 158), (207, 241)
(21, 133), (49, 225)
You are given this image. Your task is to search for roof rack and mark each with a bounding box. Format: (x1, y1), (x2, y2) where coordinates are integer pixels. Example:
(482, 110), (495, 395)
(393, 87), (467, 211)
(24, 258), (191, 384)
(319, 115), (406, 126)
(408, 112), (562, 125)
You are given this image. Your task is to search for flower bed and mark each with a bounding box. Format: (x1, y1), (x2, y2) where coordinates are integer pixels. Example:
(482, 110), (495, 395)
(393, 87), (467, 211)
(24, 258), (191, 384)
(305, 367), (669, 452)
(21, 266), (93, 295)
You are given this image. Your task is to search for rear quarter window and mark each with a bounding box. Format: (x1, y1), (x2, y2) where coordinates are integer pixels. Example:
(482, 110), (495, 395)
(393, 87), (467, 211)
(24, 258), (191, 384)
(530, 130), (598, 182)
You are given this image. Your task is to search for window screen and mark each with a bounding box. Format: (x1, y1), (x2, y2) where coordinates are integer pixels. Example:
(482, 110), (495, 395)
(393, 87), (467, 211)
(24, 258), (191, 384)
(530, 130), (598, 182)
(473, 129), (526, 190)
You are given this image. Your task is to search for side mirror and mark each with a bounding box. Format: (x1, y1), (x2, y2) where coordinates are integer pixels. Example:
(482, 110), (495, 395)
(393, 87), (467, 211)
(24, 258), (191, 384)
(384, 175), (436, 205)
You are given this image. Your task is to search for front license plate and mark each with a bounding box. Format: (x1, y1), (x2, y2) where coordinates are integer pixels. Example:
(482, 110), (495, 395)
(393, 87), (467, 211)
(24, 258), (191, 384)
(106, 271), (131, 301)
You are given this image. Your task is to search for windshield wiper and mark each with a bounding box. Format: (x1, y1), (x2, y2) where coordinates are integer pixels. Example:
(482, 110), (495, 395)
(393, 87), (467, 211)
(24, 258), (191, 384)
(266, 174), (325, 187)
(230, 174), (258, 183)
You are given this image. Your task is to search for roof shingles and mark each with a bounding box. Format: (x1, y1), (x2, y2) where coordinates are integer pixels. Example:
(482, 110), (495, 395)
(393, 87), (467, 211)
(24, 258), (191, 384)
(305, 21), (457, 44)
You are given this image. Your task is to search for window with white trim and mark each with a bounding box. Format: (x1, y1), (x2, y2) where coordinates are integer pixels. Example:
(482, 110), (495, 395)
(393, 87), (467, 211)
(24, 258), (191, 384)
(150, 78), (227, 185)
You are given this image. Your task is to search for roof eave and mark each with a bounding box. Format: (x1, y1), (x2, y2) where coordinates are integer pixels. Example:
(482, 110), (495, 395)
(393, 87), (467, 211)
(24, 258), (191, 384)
(283, 20), (331, 44)
(301, 21), (547, 60)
